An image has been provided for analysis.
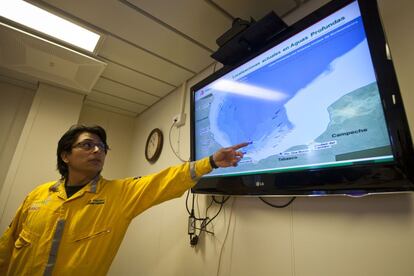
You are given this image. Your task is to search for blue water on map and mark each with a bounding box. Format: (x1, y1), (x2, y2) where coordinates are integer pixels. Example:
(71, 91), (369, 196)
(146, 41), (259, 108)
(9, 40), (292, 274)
(217, 17), (368, 145)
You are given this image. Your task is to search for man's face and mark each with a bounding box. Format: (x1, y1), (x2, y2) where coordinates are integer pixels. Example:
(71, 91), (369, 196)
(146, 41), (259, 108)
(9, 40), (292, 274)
(61, 132), (107, 177)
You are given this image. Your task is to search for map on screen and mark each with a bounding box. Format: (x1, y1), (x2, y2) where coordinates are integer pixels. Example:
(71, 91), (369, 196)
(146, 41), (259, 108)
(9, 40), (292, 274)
(194, 1), (393, 177)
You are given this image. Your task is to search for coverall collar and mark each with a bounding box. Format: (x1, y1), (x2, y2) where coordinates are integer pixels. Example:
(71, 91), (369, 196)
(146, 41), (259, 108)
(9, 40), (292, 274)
(49, 174), (102, 199)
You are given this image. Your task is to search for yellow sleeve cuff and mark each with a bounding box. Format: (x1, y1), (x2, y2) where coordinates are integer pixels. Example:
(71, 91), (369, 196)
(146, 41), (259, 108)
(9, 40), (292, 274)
(194, 156), (213, 178)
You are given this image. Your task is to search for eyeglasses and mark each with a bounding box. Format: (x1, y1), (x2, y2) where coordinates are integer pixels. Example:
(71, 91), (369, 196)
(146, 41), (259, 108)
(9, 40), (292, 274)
(72, 140), (108, 152)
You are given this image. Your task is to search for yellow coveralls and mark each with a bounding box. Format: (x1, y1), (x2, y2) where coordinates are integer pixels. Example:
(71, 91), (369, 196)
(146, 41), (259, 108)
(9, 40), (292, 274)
(0, 157), (212, 275)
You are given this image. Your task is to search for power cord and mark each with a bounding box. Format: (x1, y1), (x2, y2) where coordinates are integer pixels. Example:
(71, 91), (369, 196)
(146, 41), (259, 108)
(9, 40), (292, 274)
(205, 197), (214, 217)
(169, 121), (188, 162)
(212, 195), (230, 204)
(259, 196), (296, 208)
(187, 194), (295, 248)
(186, 190), (231, 247)
(216, 197), (236, 276)
(213, 62), (218, 73)
(168, 112), (221, 245)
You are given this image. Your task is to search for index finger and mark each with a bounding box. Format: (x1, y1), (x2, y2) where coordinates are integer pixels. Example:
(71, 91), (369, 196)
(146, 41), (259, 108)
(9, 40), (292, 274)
(230, 142), (251, 150)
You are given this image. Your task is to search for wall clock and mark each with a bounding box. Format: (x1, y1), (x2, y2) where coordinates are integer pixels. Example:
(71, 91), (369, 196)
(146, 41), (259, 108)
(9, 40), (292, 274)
(145, 128), (163, 163)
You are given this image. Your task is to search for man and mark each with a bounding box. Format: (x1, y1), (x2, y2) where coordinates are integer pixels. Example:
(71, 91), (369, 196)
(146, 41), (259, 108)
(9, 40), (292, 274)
(0, 125), (248, 276)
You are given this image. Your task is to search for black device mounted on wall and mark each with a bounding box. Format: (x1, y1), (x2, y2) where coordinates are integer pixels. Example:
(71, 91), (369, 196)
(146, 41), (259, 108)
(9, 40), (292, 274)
(211, 11), (288, 66)
(190, 0), (414, 197)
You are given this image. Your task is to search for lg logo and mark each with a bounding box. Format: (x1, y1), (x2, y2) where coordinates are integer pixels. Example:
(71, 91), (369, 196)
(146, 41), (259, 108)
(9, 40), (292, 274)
(254, 175), (264, 187)
(255, 181), (264, 187)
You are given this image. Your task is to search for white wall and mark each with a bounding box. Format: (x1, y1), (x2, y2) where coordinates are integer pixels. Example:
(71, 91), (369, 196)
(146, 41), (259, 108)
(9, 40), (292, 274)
(0, 83), (84, 232)
(109, 1), (414, 276)
(0, 80), (35, 194)
(78, 104), (135, 179)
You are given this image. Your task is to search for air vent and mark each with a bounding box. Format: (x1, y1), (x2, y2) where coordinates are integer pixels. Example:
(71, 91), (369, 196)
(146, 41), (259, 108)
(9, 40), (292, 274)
(0, 22), (106, 93)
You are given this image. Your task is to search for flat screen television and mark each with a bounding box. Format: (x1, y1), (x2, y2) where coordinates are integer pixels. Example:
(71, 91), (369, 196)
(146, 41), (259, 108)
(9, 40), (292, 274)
(190, 0), (414, 196)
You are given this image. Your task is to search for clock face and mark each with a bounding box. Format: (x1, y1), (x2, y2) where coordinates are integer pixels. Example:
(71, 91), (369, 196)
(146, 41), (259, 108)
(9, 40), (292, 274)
(145, 128), (163, 162)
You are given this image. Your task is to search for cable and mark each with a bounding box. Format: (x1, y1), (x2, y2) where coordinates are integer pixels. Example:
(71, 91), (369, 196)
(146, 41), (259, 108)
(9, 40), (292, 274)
(216, 197), (236, 276)
(213, 62), (218, 73)
(203, 198), (225, 228)
(205, 197), (214, 218)
(212, 195), (230, 204)
(186, 191), (212, 220)
(259, 196), (296, 208)
(195, 226), (214, 235)
(185, 190), (191, 215)
(187, 193), (231, 246)
(196, 194), (201, 221)
(168, 122), (188, 162)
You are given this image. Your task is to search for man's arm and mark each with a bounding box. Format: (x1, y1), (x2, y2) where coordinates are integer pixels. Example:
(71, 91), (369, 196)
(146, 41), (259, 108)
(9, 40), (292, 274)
(121, 157), (211, 219)
(121, 142), (249, 219)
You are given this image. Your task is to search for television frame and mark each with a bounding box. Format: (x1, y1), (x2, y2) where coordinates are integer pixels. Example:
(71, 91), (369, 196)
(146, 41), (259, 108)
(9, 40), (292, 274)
(190, 0), (414, 197)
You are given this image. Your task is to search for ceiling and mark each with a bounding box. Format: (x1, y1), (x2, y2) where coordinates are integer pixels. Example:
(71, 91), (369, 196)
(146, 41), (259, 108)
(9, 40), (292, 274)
(1, 0), (311, 117)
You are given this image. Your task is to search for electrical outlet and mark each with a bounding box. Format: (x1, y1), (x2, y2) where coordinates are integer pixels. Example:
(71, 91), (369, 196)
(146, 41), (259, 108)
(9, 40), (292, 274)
(172, 113), (186, 127)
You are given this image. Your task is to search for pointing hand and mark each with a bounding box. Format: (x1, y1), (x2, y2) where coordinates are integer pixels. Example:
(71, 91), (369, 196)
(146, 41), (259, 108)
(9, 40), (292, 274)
(212, 142), (250, 168)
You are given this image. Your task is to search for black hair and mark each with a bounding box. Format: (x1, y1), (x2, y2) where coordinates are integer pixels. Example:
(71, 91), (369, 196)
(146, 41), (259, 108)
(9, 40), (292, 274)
(57, 125), (109, 178)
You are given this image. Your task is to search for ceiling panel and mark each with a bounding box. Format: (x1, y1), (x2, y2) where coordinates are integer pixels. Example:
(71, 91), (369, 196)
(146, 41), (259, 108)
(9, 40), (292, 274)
(83, 99), (138, 117)
(88, 90), (147, 113)
(94, 78), (158, 106)
(99, 35), (193, 87)
(126, 0), (232, 51)
(4, 0), (305, 117)
(212, 0), (298, 20)
(101, 61), (175, 98)
(38, 0), (214, 72)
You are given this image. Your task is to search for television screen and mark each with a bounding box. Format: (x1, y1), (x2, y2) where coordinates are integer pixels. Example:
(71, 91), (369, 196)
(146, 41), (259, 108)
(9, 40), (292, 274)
(190, 0), (414, 196)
